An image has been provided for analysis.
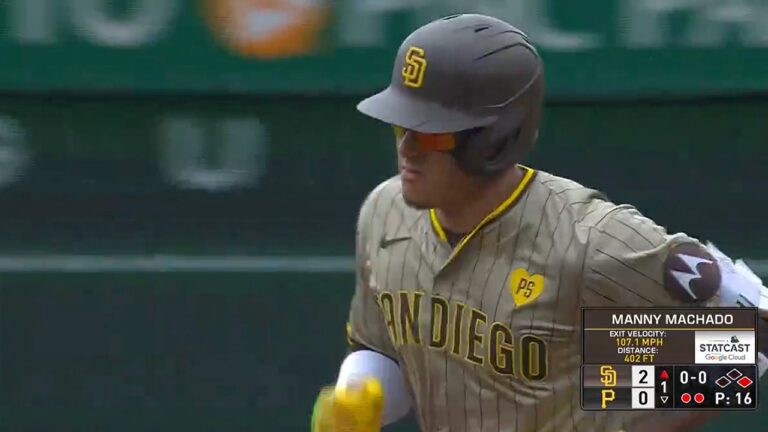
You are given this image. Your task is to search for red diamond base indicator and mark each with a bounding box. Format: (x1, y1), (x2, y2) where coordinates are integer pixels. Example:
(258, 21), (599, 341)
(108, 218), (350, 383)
(694, 393), (705, 404)
(737, 376), (754, 388)
(681, 393), (692, 404)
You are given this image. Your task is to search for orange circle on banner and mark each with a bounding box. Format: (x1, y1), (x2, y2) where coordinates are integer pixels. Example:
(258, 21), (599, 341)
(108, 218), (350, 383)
(203, 0), (328, 58)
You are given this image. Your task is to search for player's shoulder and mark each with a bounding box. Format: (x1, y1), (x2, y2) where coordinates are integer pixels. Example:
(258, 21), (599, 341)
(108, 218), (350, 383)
(531, 170), (695, 248)
(357, 175), (405, 227)
(367, 175), (402, 201)
(578, 194), (714, 306)
(531, 170), (613, 223)
(360, 175), (402, 213)
(534, 170), (651, 228)
(534, 170), (602, 199)
(545, 173), (703, 258)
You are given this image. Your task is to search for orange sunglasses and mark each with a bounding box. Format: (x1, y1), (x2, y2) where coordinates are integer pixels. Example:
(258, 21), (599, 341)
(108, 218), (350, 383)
(392, 125), (456, 152)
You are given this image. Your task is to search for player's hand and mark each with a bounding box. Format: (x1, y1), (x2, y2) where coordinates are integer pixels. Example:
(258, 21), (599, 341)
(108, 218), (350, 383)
(311, 377), (384, 432)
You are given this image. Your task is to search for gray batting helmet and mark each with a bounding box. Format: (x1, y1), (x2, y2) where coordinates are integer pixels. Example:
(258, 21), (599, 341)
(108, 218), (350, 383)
(357, 13), (544, 176)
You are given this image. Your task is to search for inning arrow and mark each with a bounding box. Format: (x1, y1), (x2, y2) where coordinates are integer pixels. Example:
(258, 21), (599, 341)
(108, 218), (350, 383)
(661, 396), (669, 403)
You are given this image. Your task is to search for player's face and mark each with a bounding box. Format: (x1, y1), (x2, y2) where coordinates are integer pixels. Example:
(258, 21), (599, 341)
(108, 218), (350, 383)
(395, 128), (474, 209)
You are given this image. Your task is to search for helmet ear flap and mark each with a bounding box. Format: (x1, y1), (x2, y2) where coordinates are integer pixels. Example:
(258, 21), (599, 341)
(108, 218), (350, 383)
(451, 78), (543, 176)
(450, 128), (493, 176)
(452, 122), (524, 176)
(483, 127), (523, 174)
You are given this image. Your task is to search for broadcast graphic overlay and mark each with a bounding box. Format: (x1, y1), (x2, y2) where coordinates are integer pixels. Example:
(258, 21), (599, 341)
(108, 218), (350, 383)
(581, 308), (758, 411)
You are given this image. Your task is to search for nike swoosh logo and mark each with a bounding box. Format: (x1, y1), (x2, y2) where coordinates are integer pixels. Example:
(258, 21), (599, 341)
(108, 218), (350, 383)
(379, 236), (411, 249)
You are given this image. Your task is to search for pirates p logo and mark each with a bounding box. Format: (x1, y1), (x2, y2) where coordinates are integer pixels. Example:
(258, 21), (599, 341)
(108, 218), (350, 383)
(402, 46), (427, 88)
(509, 268), (544, 307)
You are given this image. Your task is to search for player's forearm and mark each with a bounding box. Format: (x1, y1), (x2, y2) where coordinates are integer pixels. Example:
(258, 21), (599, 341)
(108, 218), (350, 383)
(337, 349), (412, 425)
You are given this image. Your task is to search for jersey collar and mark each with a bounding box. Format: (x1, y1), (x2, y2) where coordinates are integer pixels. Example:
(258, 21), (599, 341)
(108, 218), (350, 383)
(429, 165), (536, 265)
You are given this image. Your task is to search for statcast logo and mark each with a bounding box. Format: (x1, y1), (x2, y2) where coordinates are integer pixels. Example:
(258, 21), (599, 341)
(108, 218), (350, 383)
(698, 334), (752, 362)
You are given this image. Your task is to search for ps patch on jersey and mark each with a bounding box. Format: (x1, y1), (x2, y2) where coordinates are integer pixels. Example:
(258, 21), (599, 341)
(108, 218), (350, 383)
(508, 268), (544, 307)
(663, 243), (721, 302)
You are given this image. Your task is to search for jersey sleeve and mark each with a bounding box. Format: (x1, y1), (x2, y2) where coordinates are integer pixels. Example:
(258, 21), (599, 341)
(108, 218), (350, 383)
(345, 188), (399, 361)
(582, 205), (722, 308)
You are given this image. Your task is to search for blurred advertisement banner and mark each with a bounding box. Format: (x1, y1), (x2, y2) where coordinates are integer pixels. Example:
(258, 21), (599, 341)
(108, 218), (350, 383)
(0, 0), (767, 97)
(203, 0), (329, 58)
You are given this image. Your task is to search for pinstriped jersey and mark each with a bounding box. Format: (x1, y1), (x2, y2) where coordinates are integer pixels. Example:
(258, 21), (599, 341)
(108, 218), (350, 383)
(346, 166), (719, 432)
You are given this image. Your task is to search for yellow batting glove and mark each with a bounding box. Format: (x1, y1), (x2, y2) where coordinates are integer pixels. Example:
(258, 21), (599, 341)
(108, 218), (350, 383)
(312, 377), (384, 432)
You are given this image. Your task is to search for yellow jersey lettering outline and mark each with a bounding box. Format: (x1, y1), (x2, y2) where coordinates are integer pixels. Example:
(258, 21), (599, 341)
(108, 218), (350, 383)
(375, 291), (549, 380)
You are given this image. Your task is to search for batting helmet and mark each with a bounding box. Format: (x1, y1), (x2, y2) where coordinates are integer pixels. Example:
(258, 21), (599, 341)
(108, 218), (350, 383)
(357, 14), (544, 176)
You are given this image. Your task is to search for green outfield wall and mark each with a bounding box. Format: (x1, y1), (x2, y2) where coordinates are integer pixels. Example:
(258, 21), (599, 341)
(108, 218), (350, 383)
(0, 96), (764, 255)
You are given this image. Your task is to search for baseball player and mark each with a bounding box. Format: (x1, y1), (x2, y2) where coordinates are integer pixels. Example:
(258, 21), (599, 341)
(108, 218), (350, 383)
(311, 14), (768, 432)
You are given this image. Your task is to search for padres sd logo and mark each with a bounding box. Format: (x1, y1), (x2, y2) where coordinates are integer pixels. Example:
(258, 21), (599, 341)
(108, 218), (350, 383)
(203, 0), (329, 59)
(402, 46), (427, 88)
(509, 268), (544, 307)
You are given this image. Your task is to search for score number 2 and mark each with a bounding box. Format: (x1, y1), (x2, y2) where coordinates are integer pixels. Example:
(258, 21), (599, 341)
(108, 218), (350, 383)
(638, 369), (649, 384)
(637, 368), (663, 394)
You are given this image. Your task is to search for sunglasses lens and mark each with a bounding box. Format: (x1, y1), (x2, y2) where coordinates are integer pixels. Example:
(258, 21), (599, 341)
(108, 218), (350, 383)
(392, 126), (455, 151)
(417, 133), (455, 151)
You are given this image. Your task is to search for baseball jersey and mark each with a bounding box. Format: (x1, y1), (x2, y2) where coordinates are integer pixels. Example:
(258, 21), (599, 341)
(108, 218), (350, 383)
(346, 165), (722, 432)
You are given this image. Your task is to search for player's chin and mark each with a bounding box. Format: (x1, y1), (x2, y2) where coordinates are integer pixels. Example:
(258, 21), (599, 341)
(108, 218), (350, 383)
(401, 187), (434, 210)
